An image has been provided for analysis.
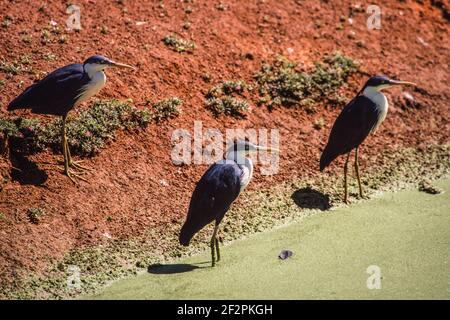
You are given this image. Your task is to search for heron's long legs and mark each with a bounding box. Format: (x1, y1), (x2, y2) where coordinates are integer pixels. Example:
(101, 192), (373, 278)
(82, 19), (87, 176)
(62, 116), (70, 174)
(354, 147), (363, 198)
(61, 115), (87, 183)
(210, 223), (219, 267)
(343, 152), (350, 204)
(215, 237), (221, 262)
(65, 138), (92, 171)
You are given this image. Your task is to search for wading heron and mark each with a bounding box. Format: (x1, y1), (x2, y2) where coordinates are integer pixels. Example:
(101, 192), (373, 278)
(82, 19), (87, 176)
(6, 55), (134, 183)
(179, 140), (279, 267)
(320, 75), (415, 203)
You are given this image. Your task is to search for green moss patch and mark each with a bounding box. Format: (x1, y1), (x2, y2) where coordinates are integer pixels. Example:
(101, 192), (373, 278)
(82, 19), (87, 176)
(205, 80), (250, 118)
(163, 34), (196, 53)
(254, 53), (359, 110)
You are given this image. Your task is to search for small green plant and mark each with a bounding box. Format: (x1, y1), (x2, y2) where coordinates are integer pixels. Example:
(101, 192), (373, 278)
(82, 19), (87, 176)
(0, 57), (34, 76)
(313, 118), (325, 130)
(163, 34), (195, 53)
(205, 80), (250, 118)
(216, 2), (228, 11)
(206, 97), (249, 118)
(21, 35), (32, 44)
(0, 118), (19, 137)
(100, 25), (109, 35)
(254, 53), (359, 110)
(0, 61), (20, 75)
(1, 16), (12, 29)
(41, 29), (51, 43)
(201, 73), (212, 82)
(0, 212), (4, 220)
(27, 208), (46, 224)
(43, 53), (57, 61)
(151, 97), (183, 123)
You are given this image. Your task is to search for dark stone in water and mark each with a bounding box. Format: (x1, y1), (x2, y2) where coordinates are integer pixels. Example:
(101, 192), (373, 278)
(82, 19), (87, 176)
(278, 250), (294, 260)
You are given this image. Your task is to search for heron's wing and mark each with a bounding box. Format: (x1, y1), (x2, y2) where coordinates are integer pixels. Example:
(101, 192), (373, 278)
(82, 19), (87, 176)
(7, 63), (87, 116)
(320, 95), (381, 170)
(179, 161), (243, 245)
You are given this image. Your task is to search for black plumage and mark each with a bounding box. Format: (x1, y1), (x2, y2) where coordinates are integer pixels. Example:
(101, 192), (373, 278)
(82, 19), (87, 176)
(320, 95), (380, 171)
(7, 64), (89, 116)
(179, 160), (242, 246)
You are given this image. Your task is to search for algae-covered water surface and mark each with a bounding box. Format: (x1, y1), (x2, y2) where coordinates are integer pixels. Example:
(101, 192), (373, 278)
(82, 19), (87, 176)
(90, 180), (450, 300)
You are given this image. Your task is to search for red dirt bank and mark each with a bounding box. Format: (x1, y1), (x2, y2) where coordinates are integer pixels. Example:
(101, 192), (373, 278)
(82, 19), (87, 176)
(0, 0), (449, 295)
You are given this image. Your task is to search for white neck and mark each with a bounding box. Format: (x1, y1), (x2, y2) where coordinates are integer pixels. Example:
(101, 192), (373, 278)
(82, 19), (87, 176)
(362, 86), (389, 131)
(226, 151), (254, 190)
(362, 86), (388, 105)
(84, 63), (106, 78)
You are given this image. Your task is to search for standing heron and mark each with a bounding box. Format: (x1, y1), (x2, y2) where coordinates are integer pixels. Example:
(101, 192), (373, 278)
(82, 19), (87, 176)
(179, 140), (279, 267)
(320, 75), (415, 203)
(6, 55), (134, 183)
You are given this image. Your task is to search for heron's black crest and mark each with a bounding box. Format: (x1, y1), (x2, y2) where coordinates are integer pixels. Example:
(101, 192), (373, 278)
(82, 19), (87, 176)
(363, 75), (392, 89)
(229, 139), (254, 153)
(83, 55), (111, 65)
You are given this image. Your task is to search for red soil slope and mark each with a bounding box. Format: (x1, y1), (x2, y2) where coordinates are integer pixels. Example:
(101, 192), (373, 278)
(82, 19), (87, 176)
(0, 0), (449, 291)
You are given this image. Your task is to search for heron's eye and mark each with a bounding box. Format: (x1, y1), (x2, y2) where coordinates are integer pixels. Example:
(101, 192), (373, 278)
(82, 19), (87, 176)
(245, 145), (249, 150)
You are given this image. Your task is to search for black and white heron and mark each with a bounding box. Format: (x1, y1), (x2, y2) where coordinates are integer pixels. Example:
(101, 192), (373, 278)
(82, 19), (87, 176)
(320, 75), (415, 203)
(179, 140), (279, 267)
(6, 55), (134, 183)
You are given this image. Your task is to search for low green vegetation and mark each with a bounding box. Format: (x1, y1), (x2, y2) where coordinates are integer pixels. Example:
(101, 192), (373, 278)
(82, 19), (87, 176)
(254, 53), (359, 110)
(0, 98), (182, 157)
(163, 34), (195, 53)
(0, 61), (20, 75)
(205, 80), (250, 118)
(150, 97), (182, 123)
(27, 208), (46, 224)
(313, 117), (325, 130)
(0, 56), (35, 76)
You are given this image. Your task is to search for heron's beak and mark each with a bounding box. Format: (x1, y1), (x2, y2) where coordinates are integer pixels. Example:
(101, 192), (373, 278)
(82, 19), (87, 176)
(389, 80), (416, 86)
(256, 146), (280, 153)
(109, 61), (136, 70)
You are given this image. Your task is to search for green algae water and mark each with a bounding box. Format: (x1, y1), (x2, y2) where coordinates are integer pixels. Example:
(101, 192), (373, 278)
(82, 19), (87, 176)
(90, 179), (450, 300)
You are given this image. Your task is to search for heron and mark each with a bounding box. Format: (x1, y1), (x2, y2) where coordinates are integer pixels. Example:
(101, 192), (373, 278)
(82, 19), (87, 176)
(320, 75), (415, 203)
(6, 55), (134, 183)
(179, 140), (279, 267)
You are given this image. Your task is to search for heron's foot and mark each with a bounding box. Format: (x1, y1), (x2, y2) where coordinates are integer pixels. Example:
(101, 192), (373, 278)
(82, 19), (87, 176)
(69, 160), (93, 172)
(343, 198), (351, 205)
(63, 168), (89, 184)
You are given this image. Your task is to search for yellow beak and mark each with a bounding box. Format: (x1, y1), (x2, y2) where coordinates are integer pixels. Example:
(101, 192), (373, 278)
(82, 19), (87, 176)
(256, 146), (280, 153)
(110, 61), (136, 70)
(390, 80), (416, 86)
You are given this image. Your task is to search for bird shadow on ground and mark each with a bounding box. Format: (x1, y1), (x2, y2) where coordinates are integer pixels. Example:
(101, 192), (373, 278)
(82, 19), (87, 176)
(8, 139), (48, 185)
(147, 262), (211, 275)
(291, 186), (331, 210)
